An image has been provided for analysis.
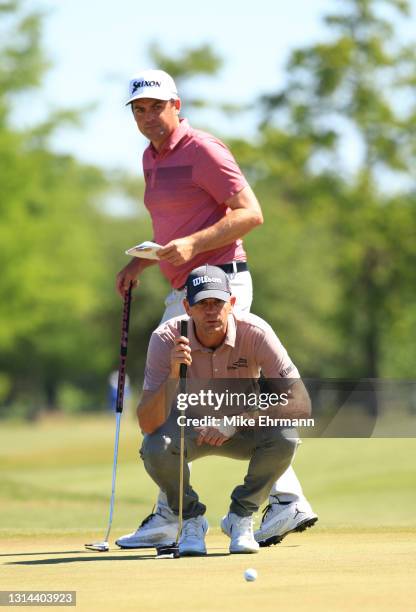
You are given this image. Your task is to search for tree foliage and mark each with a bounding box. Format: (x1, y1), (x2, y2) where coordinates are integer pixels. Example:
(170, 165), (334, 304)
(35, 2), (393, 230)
(0, 2), (111, 413)
(254, 0), (416, 377)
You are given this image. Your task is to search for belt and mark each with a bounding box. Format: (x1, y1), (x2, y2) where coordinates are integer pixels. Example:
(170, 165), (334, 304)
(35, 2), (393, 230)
(217, 261), (248, 274)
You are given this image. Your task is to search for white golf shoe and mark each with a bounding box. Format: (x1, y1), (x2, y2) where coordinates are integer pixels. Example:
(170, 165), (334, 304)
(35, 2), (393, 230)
(254, 496), (318, 546)
(179, 515), (209, 556)
(115, 507), (178, 549)
(221, 512), (259, 554)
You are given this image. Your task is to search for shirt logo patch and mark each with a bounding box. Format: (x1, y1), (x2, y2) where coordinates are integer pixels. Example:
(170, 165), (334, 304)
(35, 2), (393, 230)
(227, 358), (248, 370)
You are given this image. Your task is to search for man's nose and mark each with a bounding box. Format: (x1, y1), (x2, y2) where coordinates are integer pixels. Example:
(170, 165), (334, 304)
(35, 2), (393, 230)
(204, 302), (219, 314)
(141, 110), (155, 124)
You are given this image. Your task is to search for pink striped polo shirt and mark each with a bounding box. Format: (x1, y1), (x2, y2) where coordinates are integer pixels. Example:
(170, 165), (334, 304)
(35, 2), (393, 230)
(143, 312), (300, 392)
(143, 119), (249, 289)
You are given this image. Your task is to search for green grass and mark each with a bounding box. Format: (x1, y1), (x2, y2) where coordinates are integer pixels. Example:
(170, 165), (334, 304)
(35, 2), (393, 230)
(1, 531), (415, 612)
(1, 416), (415, 612)
(1, 414), (415, 534)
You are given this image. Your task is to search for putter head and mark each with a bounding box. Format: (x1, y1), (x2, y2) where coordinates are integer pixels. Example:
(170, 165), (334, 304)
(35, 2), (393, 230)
(155, 543), (180, 559)
(85, 541), (109, 552)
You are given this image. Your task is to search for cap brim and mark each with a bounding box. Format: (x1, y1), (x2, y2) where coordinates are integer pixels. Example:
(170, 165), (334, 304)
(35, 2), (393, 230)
(125, 91), (178, 106)
(188, 290), (231, 306)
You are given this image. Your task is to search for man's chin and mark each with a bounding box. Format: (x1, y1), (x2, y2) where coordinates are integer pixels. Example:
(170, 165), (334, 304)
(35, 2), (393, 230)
(142, 127), (162, 139)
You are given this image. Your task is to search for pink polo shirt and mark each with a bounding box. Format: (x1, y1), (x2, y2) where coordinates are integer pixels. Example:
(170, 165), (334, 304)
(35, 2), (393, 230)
(143, 119), (249, 289)
(143, 312), (299, 392)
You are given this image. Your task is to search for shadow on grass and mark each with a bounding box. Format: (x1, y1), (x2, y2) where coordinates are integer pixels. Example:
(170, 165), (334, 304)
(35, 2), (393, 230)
(2, 544), (300, 561)
(0, 550), (91, 557)
(5, 551), (230, 565)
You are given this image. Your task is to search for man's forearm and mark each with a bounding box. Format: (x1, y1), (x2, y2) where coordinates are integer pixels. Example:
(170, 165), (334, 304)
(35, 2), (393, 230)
(269, 394), (312, 420)
(137, 379), (179, 434)
(156, 186), (263, 265)
(190, 208), (262, 255)
(131, 257), (158, 275)
(268, 381), (311, 420)
(242, 381), (312, 422)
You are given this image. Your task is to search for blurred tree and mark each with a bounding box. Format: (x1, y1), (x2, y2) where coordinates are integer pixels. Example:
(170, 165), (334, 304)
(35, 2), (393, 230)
(230, 130), (343, 377)
(255, 0), (416, 377)
(147, 42), (246, 118)
(148, 42), (222, 109)
(0, 0), (48, 116)
(0, 1), (113, 413)
(148, 42), (222, 83)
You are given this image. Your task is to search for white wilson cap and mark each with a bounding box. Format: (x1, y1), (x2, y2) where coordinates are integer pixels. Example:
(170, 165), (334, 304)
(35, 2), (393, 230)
(125, 69), (179, 105)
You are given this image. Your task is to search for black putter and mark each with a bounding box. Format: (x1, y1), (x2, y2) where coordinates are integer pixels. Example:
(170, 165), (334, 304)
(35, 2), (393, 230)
(156, 319), (188, 559)
(85, 284), (132, 552)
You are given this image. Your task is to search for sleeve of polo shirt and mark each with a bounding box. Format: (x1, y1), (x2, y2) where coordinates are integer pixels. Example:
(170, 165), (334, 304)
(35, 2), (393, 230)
(143, 331), (174, 392)
(256, 325), (300, 380)
(193, 139), (248, 204)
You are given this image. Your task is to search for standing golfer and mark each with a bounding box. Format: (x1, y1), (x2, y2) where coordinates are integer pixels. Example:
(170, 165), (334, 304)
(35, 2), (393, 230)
(136, 265), (312, 555)
(116, 69), (317, 549)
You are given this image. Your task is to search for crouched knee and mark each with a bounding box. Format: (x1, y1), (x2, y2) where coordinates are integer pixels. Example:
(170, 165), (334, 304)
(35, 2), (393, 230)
(140, 432), (178, 466)
(265, 427), (298, 460)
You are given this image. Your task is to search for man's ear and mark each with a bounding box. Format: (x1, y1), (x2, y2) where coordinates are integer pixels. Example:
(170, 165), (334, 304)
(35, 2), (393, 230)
(183, 298), (192, 315)
(230, 295), (237, 307)
(174, 98), (181, 114)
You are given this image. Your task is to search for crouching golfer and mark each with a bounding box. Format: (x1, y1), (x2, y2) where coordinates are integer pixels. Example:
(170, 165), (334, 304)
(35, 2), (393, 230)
(137, 265), (311, 556)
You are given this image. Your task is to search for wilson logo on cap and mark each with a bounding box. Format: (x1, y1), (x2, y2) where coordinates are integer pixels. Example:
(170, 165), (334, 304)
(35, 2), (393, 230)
(192, 275), (223, 287)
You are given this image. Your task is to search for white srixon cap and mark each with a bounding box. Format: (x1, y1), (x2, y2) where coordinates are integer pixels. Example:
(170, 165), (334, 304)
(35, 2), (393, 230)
(126, 69), (179, 105)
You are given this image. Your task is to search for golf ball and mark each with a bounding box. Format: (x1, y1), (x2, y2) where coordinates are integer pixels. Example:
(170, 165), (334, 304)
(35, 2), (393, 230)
(244, 568), (257, 582)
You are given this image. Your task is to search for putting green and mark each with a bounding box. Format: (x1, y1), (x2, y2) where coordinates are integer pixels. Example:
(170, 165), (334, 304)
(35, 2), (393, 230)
(1, 529), (415, 611)
(1, 416), (415, 610)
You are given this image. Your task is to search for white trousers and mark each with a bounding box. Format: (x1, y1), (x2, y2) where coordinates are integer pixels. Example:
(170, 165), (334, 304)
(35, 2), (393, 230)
(156, 269), (305, 508)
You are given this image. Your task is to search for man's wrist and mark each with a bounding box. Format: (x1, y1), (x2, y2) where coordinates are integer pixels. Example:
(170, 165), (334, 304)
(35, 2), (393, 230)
(128, 258), (142, 274)
(217, 419), (236, 437)
(188, 234), (199, 257)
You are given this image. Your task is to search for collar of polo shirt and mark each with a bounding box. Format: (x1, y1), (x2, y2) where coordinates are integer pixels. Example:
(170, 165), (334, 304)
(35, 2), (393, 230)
(150, 118), (189, 156)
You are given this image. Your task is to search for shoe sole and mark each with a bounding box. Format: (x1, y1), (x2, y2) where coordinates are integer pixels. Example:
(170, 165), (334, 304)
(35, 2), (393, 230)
(258, 516), (318, 547)
(116, 540), (176, 549)
(230, 548), (259, 554)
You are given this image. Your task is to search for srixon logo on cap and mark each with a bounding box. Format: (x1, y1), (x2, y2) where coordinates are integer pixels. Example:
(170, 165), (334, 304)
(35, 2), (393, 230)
(192, 275), (222, 286)
(132, 80), (162, 94)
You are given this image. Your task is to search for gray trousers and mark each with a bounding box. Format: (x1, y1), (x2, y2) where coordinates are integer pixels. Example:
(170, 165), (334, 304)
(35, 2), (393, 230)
(140, 415), (298, 519)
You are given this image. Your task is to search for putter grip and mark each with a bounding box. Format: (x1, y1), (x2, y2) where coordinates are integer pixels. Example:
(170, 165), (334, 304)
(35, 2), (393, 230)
(179, 319), (188, 379)
(115, 283), (132, 413)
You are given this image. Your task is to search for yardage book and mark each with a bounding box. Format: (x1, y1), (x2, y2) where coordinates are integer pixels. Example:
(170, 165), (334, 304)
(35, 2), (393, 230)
(125, 241), (162, 260)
